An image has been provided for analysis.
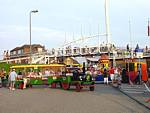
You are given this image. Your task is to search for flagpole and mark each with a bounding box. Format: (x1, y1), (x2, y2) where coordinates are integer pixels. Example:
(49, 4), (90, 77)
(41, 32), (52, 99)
(148, 18), (150, 37)
(129, 19), (133, 58)
(148, 18), (150, 55)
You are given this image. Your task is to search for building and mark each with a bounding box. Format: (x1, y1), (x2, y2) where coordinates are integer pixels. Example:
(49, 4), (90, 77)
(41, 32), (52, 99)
(3, 44), (46, 64)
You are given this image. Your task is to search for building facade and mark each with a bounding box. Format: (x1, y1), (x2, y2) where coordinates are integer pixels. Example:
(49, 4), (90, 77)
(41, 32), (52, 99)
(3, 44), (46, 64)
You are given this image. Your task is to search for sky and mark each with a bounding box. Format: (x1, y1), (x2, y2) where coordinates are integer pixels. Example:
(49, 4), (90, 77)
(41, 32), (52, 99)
(0, 0), (150, 58)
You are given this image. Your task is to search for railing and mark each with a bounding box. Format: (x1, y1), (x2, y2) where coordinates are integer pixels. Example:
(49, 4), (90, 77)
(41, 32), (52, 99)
(1, 46), (150, 63)
(32, 48), (150, 58)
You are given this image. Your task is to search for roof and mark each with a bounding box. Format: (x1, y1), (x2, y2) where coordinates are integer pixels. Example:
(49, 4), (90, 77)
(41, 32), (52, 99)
(10, 47), (20, 52)
(10, 44), (45, 52)
(10, 64), (65, 69)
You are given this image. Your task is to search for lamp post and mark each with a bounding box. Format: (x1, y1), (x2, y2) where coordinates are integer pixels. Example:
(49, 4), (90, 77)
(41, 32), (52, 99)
(112, 50), (116, 67)
(29, 10), (38, 64)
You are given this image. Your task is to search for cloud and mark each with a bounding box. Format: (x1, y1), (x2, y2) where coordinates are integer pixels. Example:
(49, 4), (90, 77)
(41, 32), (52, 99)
(1, 0), (150, 59)
(0, 25), (90, 51)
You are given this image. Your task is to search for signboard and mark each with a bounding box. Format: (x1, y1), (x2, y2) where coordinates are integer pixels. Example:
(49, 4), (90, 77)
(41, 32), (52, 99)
(124, 58), (134, 63)
(135, 49), (143, 58)
(136, 52), (143, 58)
(99, 60), (109, 64)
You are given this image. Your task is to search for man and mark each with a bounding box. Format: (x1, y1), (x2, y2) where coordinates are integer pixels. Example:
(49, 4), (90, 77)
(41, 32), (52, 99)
(9, 69), (17, 90)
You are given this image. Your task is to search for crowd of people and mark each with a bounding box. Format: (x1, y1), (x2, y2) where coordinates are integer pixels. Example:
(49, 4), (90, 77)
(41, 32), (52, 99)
(86, 65), (122, 86)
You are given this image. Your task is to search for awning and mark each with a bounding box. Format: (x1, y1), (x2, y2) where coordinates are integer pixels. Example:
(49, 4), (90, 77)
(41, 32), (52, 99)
(72, 57), (87, 65)
(86, 57), (99, 62)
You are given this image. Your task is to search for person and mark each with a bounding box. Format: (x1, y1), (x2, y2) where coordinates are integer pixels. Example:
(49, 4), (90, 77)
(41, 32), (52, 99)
(135, 70), (140, 84)
(23, 78), (28, 89)
(0, 69), (6, 87)
(22, 69), (29, 89)
(45, 69), (50, 77)
(73, 70), (79, 81)
(0, 75), (2, 88)
(37, 70), (42, 77)
(85, 70), (92, 82)
(109, 67), (114, 84)
(114, 67), (119, 83)
(121, 68), (128, 83)
(7, 69), (12, 88)
(9, 69), (17, 90)
(117, 72), (122, 88)
(49, 69), (55, 76)
(17, 70), (23, 79)
(103, 68), (109, 84)
(27, 70), (34, 78)
(148, 67), (150, 78)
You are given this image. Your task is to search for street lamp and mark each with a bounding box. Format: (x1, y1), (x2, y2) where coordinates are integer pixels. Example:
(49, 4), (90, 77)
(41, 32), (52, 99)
(29, 10), (38, 64)
(112, 50), (117, 67)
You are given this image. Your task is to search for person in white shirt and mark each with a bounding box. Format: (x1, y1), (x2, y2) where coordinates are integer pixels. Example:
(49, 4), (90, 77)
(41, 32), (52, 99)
(9, 69), (17, 90)
(114, 67), (118, 81)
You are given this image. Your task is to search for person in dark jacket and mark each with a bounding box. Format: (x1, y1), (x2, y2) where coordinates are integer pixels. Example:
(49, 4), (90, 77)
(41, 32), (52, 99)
(103, 68), (108, 84)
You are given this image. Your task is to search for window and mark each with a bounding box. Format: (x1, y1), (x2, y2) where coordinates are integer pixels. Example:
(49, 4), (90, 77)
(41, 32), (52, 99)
(38, 48), (42, 52)
(18, 49), (23, 54)
(13, 51), (16, 55)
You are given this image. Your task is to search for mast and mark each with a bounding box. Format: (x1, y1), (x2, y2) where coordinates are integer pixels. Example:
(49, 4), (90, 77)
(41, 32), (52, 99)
(148, 18), (150, 37)
(105, 0), (111, 44)
(129, 20), (133, 58)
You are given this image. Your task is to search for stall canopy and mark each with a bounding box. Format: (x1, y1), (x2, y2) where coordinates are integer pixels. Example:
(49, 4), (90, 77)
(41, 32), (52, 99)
(63, 57), (79, 66)
(86, 57), (99, 62)
(72, 57), (87, 65)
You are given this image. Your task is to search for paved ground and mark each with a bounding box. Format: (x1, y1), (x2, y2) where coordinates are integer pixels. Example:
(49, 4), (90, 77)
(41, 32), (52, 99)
(0, 84), (149, 113)
(118, 83), (150, 109)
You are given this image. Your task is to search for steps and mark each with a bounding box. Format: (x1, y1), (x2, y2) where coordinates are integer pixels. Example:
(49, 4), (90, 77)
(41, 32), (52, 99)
(120, 84), (149, 94)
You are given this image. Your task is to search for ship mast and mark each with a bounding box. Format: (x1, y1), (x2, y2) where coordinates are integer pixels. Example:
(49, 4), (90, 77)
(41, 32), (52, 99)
(105, 0), (111, 45)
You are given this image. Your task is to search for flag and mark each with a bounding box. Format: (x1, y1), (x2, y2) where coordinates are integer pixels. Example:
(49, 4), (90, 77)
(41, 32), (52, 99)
(148, 19), (150, 36)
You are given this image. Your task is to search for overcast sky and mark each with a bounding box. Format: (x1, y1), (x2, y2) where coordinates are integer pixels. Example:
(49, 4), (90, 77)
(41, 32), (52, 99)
(0, 0), (150, 57)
